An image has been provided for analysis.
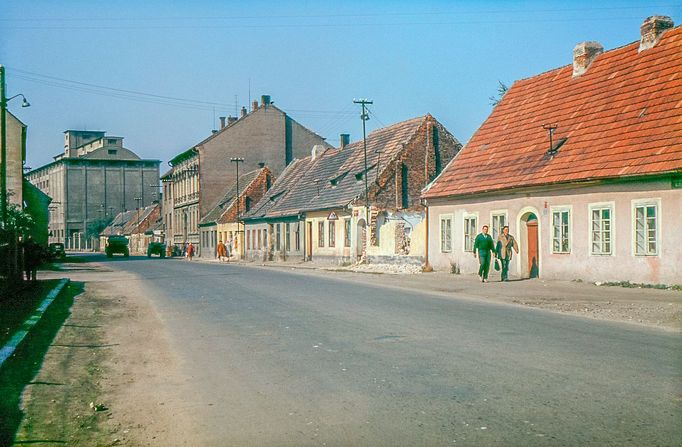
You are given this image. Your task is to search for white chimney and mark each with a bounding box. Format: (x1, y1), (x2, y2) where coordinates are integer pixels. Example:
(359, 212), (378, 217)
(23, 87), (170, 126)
(639, 16), (674, 52)
(311, 144), (326, 160)
(572, 41), (603, 77)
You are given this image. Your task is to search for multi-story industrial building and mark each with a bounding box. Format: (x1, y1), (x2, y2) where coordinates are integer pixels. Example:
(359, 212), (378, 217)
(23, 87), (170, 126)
(26, 130), (160, 248)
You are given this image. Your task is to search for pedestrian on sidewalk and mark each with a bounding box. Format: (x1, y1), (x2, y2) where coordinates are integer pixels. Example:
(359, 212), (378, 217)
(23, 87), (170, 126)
(496, 225), (519, 282)
(216, 240), (227, 262)
(186, 242), (195, 261)
(21, 235), (41, 283)
(226, 236), (233, 261)
(473, 225), (495, 282)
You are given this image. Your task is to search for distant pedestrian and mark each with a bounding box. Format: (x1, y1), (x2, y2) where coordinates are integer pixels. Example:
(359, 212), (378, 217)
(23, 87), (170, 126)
(473, 225), (495, 282)
(226, 237), (233, 261)
(186, 242), (195, 261)
(21, 235), (40, 282)
(216, 240), (227, 262)
(496, 226), (519, 282)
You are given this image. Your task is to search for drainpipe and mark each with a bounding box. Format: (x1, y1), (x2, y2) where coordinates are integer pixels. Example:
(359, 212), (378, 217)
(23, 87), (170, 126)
(423, 198), (432, 272)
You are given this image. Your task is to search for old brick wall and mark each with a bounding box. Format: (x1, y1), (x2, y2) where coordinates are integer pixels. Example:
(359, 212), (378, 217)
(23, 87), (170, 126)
(370, 116), (462, 213)
(219, 169), (274, 224)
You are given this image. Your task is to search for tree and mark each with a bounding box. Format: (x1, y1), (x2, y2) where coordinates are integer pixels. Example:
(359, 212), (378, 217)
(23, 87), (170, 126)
(489, 81), (509, 107)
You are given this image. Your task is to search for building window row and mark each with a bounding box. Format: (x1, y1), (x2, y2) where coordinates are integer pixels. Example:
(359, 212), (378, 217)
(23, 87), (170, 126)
(438, 200), (661, 257)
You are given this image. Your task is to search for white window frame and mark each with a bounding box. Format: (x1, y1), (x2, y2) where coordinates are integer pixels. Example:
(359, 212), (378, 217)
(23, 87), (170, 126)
(439, 214), (453, 253)
(490, 210), (508, 241)
(550, 205), (572, 254)
(588, 202), (615, 256)
(632, 198), (661, 257)
(463, 213), (478, 253)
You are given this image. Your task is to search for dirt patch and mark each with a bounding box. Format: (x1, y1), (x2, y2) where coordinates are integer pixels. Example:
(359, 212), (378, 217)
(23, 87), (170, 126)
(13, 267), (195, 446)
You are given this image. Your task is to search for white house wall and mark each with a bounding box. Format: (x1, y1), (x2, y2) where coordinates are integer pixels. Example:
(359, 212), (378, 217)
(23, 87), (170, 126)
(427, 179), (681, 284)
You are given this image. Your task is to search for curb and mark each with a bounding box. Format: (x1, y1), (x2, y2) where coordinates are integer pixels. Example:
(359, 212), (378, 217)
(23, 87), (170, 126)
(0, 278), (71, 368)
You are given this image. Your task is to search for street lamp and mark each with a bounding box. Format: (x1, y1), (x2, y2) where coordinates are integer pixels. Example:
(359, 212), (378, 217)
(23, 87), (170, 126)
(230, 157), (244, 258)
(1, 65), (31, 228)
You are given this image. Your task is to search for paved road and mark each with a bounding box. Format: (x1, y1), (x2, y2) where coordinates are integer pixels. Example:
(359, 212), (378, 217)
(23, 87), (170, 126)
(101, 255), (681, 446)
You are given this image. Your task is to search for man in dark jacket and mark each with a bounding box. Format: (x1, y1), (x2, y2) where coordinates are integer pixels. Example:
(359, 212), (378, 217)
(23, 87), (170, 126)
(473, 225), (495, 282)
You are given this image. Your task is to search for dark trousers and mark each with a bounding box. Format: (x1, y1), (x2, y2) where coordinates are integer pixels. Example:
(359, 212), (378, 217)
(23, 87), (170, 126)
(478, 253), (491, 280)
(500, 258), (510, 281)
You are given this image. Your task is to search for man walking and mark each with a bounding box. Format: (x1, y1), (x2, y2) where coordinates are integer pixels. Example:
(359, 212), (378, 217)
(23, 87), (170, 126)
(216, 240), (227, 262)
(496, 225), (519, 282)
(473, 225), (495, 282)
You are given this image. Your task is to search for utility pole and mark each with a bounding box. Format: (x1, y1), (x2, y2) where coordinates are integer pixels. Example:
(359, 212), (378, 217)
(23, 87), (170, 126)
(230, 157), (244, 258)
(353, 99), (372, 262)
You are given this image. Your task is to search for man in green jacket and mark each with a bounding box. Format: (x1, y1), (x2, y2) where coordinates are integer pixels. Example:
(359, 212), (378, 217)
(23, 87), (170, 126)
(473, 225), (495, 282)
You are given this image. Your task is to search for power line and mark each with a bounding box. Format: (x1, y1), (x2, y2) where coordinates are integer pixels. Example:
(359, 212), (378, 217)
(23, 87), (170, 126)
(9, 68), (358, 118)
(1, 4), (676, 22)
(2, 15), (664, 30)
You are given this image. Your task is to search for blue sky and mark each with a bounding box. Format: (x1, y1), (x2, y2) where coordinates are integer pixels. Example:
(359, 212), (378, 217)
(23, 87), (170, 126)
(2, 1), (680, 170)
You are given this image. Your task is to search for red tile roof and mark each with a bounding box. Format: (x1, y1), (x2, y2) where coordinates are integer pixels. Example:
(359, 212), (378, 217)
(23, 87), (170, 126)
(424, 25), (682, 199)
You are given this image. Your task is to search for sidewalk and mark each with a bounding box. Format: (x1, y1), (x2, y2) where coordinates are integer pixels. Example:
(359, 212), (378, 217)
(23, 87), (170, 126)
(193, 256), (681, 332)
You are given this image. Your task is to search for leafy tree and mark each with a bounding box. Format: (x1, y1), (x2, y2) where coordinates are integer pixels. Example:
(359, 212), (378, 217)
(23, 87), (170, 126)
(489, 81), (509, 107)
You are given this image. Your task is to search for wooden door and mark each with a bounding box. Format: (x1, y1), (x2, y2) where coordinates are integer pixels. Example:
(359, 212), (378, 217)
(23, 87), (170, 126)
(527, 220), (539, 278)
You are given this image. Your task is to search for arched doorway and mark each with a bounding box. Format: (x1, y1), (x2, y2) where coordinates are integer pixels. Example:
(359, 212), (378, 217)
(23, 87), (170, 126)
(356, 218), (367, 260)
(518, 210), (540, 278)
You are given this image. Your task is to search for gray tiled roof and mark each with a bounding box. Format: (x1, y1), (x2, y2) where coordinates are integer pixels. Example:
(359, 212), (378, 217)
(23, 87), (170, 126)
(246, 116), (427, 220)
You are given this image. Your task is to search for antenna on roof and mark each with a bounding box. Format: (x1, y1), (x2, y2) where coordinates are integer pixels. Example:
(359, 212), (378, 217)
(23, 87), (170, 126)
(542, 123), (559, 154)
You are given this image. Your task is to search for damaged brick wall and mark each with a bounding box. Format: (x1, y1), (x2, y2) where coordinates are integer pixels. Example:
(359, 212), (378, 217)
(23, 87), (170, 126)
(394, 222), (410, 255)
(370, 116), (462, 213)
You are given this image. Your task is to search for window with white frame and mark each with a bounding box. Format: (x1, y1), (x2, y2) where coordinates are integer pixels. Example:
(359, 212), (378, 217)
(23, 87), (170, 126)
(464, 215), (477, 252)
(590, 205), (613, 255)
(634, 202), (658, 256)
(552, 208), (571, 253)
(439, 215), (452, 252)
(491, 212), (507, 240)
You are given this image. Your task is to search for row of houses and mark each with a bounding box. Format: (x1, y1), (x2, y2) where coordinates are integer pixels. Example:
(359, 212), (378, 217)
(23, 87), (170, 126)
(30, 15), (682, 286)
(161, 16), (679, 285)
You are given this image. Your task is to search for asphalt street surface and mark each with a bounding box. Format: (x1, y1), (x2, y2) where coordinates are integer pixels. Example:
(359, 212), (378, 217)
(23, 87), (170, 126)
(102, 255), (681, 446)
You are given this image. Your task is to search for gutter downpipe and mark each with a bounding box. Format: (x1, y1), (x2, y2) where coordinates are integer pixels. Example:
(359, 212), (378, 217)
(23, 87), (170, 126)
(423, 198), (432, 272)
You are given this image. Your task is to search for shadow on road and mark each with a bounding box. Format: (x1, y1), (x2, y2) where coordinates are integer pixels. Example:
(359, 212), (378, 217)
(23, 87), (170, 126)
(0, 282), (84, 447)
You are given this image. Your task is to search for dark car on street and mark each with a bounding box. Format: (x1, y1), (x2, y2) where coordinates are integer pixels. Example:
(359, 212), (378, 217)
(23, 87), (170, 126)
(48, 242), (66, 260)
(105, 235), (129, 258)
(147, 241), (166, 258)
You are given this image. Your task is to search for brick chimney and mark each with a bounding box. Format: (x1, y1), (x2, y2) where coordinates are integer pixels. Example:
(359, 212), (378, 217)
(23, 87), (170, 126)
(572, 41), (603, 77)
(251, 100), (259, 112)
(339, 134), (350, 150)
(227, 115), (237, 125)
(219, 116), (226, 129)
(639, 16), (674, 52)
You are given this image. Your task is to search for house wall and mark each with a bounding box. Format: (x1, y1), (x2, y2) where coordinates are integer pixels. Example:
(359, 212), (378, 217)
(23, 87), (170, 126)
(243, 222), (271, 261)
(366, 211), (425, 264)
(199, 224), (217, 258)
(216, 221), (240, 257)
(198, 105), (330, 216)
(427, 178), (682, 284)
(4, 112), (25, 206)
(305, 210), (353, 264)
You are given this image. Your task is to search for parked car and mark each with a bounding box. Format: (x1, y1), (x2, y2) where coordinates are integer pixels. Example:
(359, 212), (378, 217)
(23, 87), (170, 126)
(147, 241), (166, 258)
(48, 242), (66, 260)
(105, 235), (129, 258)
